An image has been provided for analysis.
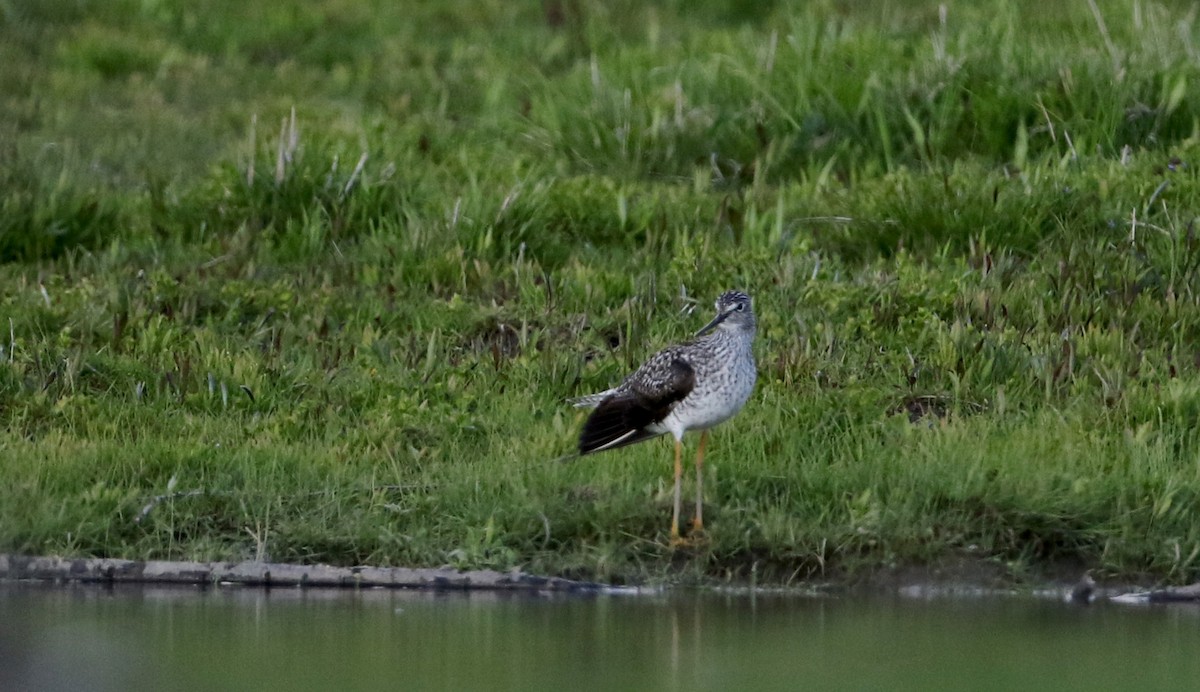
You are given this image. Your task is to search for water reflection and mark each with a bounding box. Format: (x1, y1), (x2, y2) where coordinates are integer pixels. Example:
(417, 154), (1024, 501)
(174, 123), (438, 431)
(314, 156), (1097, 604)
(2, 582), (1199, 691)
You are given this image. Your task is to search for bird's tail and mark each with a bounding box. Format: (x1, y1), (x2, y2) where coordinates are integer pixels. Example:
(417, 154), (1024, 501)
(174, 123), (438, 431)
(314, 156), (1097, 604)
(568, 391), (611, 409)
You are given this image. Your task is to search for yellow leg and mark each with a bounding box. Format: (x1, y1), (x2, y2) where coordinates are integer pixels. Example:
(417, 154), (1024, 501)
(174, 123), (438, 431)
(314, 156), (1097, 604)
(693, 430), (708, 533)
(671, 438), (683, 541)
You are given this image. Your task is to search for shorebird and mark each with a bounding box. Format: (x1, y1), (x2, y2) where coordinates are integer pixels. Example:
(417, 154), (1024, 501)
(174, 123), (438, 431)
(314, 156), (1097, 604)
(572, 290), (757, 544)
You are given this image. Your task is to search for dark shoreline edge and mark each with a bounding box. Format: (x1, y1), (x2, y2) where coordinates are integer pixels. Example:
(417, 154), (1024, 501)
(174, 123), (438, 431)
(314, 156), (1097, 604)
(0, 554), (624, 594)
(4, 553), (1200, 603)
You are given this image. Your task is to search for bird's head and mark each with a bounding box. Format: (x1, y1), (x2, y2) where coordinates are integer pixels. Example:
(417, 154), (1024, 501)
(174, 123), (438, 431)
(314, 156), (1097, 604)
(695, 290), (755, 337)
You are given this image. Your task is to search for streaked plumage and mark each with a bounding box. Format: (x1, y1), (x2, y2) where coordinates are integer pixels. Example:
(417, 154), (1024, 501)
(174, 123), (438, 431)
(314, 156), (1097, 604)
(572, 290), (757, 543)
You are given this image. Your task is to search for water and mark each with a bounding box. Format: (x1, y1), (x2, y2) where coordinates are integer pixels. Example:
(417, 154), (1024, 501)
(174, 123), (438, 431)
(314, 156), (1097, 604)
(2, 583), (1198, 691)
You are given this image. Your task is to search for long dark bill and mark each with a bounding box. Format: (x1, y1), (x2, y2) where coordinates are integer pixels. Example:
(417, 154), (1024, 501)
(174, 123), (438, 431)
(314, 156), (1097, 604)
(694, 310), (729, 337)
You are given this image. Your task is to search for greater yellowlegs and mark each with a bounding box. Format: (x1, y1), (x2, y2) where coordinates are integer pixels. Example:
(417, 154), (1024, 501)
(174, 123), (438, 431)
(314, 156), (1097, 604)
(573, 290), (757, 543)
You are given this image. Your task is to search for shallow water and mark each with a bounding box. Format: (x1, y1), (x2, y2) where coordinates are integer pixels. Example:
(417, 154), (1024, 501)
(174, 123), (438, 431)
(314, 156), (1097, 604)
(2, 582), (1198, 691)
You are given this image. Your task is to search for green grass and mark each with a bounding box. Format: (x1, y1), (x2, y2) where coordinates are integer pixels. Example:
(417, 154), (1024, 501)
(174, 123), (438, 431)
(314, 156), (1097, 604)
(3, 0), (1200, 585)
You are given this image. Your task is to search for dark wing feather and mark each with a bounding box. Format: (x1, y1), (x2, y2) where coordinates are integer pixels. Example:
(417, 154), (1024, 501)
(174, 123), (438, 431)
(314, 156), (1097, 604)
(578, 354), (695, 455)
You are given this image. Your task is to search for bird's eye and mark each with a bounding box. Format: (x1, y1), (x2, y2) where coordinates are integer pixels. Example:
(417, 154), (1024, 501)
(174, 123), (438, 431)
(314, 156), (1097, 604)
(734, 303), (745, 312)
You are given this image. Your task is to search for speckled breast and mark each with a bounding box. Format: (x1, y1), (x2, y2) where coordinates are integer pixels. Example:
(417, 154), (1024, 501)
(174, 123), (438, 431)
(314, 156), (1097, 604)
(669, 338), (757, 432)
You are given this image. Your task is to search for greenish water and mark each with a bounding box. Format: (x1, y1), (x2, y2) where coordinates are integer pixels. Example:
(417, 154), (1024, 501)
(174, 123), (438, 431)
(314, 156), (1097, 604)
(2, 584), (1198, 691)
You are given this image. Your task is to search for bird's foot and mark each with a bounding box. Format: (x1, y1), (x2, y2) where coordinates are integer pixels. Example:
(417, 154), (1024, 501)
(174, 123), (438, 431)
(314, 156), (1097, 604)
(667, 527), (710, 550)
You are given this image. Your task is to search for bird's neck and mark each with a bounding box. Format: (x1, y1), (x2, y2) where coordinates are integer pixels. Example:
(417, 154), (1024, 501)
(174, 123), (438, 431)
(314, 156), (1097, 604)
(708, 325), (754, 347)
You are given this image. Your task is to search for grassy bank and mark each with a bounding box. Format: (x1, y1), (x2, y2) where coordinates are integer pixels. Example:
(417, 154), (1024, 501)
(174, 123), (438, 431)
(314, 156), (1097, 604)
(2, 0), (1200, 585)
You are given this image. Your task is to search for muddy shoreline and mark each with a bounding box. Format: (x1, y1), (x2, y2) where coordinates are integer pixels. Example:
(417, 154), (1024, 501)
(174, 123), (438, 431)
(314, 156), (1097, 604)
(0, 554), (610, 593)
(3, 553), (1198, 604)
